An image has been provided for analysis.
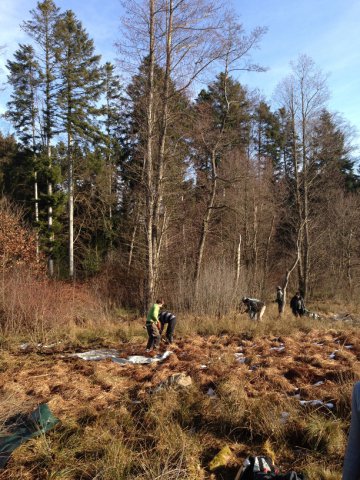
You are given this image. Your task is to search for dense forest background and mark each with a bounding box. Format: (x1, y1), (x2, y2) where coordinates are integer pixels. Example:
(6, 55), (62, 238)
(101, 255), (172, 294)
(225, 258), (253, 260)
(1, 0), (359, 314)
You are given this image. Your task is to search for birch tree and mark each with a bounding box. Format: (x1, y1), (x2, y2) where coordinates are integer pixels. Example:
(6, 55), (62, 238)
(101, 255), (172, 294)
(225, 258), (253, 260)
(119, 0), (228, 307)
(275, 55), (329, 298)
(191, 17), (266, 294)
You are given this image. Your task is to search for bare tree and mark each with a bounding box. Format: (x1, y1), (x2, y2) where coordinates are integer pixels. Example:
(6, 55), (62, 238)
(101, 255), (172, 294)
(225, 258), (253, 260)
(275, 54), (329, 298)
(192, 17), (267, 294)
(118, 1), (256, 308)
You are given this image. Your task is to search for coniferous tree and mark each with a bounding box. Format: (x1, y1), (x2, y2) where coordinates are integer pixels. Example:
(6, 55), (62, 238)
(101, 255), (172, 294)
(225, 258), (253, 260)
(192, 74), (251, 293)
(99, 62), (124, 246)
(6, 44), (41, 257)
(311, 109), (358, 191)
(54, 9), (102, 278)
(252, 101), (285, 175)
(22, 0), (61, 275)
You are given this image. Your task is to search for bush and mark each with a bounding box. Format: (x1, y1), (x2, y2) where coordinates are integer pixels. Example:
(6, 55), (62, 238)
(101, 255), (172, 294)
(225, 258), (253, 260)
(0, 199), (42, 273)
(0, 269), (109, 339)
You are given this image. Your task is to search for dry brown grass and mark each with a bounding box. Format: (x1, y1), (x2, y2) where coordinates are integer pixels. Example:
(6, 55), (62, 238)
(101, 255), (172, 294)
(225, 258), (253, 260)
(0, 298), (358, 479)
(0, 269), (111, 341)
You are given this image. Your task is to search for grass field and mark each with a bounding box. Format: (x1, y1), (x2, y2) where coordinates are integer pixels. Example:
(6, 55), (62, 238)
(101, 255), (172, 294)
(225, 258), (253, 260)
(0, 303), (359, 479)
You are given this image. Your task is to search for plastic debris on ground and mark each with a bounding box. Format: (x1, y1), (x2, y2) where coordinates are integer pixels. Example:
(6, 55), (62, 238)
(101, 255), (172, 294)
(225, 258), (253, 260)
(112, 350), (172, 365)
(280, 412), (290, 424)
(69, 349), (119, 361)
(0, 404), (59, 469)
(331, 313), (360, 324)
(153, 372), (192, 392)
(313, 380), (325, 386)
(270, 345), (285, 352)
(234, 352), (247, 364)
(206, 387), (217, 398)
(20, 341), (62, 352)
(299, 399), (334, 409)
(208, 445), (232, 471)
(329, 351), (338, 359)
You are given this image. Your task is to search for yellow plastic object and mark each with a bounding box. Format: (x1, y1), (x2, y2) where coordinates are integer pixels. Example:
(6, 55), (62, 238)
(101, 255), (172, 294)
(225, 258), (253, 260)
(208, 445), (232, 472)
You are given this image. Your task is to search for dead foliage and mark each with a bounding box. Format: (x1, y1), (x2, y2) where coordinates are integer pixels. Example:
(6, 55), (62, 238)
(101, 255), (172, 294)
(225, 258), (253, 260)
(0, 200), (43, 273)
(0, 270), (109, 338)
(0, 319), (357, 479)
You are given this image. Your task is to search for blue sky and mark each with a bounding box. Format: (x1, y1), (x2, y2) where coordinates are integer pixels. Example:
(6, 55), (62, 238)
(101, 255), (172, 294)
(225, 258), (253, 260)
(0, 0), (359, 151)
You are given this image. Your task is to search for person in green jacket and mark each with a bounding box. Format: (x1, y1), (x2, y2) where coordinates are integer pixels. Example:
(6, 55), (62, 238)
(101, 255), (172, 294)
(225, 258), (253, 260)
(146, 299), (164, 352)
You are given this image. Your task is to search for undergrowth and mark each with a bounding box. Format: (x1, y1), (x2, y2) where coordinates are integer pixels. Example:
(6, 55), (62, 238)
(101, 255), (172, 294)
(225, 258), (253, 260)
(0, 283), (358, 479)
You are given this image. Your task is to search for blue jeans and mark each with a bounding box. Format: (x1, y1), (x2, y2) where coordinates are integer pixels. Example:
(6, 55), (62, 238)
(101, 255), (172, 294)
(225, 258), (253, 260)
(343, 382), (360, 479)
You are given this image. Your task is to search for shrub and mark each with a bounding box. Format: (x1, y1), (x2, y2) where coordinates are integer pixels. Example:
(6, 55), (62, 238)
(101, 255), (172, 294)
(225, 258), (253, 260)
(0, 269), (109, 339)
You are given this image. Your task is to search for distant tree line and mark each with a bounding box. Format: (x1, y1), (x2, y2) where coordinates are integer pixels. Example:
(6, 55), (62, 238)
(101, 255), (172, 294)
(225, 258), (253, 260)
(1, 0), (359, 312)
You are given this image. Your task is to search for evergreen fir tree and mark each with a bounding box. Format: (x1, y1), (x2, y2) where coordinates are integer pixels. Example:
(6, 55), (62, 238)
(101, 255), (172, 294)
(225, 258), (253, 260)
(54, 9), (102, 278)
(99, 62), (124, 247)
(22, 0), (61, 275)
(6, 44), (41, 257)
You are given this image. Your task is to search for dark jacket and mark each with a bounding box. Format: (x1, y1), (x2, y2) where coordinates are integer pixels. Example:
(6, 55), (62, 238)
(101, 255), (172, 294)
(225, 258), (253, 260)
(290, 294), (305, 315)
(159, 310), (176, 325)
(243, 298), (264, 314)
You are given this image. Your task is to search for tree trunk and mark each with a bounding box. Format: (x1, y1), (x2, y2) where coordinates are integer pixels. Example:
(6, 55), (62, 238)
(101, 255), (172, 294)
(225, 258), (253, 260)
(261, 215), (275, 298)
(281, 225), (302, 314)
(252, 200), (258, 291)
(34, 170), (39, 261)
(68, 131), (74, 279)
(45, 22), (54, 277)
(31, 109), (39, 262)
(291, 109), (304, 293)
(128, 218), (138, 271)
(234, 233), (242, 290)
(47, 144), (54, 277)
(144, 0), (156, 309)
(301, 108), (309, 299)
(194, 151), (217, 293)
(346, 230), (353, 295)
(151, 0), (173, 297)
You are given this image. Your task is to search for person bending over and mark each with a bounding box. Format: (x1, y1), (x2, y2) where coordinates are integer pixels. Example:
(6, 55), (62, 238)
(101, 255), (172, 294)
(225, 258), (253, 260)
(159, 310), (177, 344)
(242, 297), (266, 321)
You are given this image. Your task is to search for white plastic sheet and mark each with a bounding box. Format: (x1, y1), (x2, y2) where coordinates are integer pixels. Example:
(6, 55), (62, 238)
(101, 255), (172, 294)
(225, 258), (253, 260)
(69, 349), (172, 364)
(270, 346), (285, 352)
(69, 349), (119, 361)
(280, 412), (290, 424)
(206, 387), (217, 398)
(112, 351), (172, 365)
(300, 399), (334, 409)
(234, 352), (247, 364)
